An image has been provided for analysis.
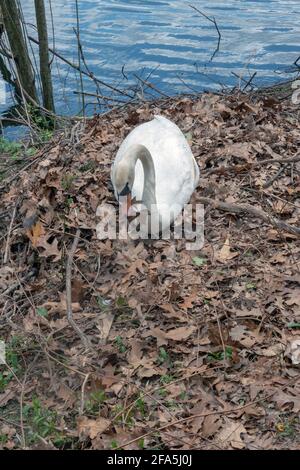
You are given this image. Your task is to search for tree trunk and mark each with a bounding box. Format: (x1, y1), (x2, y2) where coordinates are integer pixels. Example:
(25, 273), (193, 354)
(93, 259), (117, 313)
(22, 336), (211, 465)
(34, 0), (55, 112)
(0, 0), (38, 103)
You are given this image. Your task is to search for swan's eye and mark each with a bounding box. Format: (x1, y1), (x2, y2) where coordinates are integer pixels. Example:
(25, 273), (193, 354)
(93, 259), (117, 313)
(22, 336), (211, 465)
(119, 182), (131, 197)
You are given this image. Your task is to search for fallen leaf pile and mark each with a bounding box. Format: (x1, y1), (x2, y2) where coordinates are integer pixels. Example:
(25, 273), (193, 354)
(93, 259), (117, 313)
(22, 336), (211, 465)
(0, 90), (299, 449)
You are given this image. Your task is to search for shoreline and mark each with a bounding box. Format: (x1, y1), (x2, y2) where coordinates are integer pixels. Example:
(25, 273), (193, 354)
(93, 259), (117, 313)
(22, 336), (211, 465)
(1, 77), (299, 189)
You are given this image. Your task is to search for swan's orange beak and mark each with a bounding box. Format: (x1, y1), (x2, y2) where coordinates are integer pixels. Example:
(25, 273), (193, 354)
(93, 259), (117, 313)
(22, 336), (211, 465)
(120, 193), (132, 217)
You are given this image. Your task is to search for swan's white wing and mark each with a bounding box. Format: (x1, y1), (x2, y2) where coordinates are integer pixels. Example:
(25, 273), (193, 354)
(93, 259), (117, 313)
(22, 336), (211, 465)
(112, 115), (199, 228)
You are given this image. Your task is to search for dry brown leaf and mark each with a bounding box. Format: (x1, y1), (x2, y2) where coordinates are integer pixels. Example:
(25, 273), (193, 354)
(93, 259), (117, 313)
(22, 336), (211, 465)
(229, 325), (261, 347)
(41, 299), (81, 315)
(202, 289), (219, 299)
(0, 390), (15, 407)
(92, 430), (141, 450)
(217, 419), (247, 449)
(0, 424), (16, 449)
(285, 291), (300, 306)
(179, 292), (198, 310)
(37, 237), (62, 261)
(26, 221), (45, 247)
(71, 279), (85, 304)
(77, 416), (110, 439)
(128, 339), (144, 366)
(96, 312), (114, 343)
(216, 236), (239, 262)
(272, 390), (300, 412)
(149, 327), (168, 346)
(273, 200), (293, 215)
(255, 343), (285, 357)
(220, 142), (253, 161)
(285, 339), (300, 365)
(165, 326), (196, 341)
(159, 304), (187, 322)
(55, 384), (77, 407)
(243, 405), (265, 417)
(235, 307), (262, 318)
(202, 414), (223, 438)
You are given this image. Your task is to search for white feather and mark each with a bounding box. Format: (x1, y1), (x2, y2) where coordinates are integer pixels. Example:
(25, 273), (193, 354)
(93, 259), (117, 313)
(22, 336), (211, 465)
(111, 115), (199, 231)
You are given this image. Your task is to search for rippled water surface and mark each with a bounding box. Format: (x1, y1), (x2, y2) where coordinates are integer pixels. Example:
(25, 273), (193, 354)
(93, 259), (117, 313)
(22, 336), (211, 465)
(2, 0), (300, 121)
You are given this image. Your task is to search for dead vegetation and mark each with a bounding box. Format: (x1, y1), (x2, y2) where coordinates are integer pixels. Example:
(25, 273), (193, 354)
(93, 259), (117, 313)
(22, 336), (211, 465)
(0, 90), (300, 450)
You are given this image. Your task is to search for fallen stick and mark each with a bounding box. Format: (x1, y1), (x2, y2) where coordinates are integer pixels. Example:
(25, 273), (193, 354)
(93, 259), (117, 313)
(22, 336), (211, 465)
(256, 153), (300, 165)
(118, 392), (275, 449)
(204, 151), (300, 176)
(0, 271), (35, 300)
(79, 372), (90, 415)
(263, 163), (288, 189)
(0, 143), (54, 190)
(3, 205), (17, 264)
(197, 196), (300, 236)
(66, 229), (91, 349)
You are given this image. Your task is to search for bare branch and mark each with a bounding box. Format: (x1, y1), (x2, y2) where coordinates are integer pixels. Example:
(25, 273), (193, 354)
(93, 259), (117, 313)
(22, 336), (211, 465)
(242, 71), (257, 91)
(189, 4), (221, 61)
(197, 196), (300, 236)
(262, 164), (288, 189)
(66, 229), (91, 349)
(3, 204), (17, 264)
(204, 151), (300, 176)
(28, 35), (134, 99)
(133, 73), (170, 98)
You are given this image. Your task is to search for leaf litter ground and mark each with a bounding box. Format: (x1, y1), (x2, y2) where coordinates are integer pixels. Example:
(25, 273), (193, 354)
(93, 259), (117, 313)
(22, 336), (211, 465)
(0, 91), (300, 450)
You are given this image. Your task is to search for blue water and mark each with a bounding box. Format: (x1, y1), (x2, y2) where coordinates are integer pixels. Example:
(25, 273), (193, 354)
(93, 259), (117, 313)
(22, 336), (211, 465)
(1, 0), (299, 134)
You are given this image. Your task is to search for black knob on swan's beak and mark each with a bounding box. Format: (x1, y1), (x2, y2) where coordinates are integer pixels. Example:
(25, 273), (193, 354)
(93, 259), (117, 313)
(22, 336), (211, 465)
(119, 182), (131, 197)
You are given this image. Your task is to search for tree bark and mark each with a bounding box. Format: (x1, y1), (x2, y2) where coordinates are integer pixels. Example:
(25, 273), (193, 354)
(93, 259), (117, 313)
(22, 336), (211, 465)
(1, 0), (38, 103)
(34, 0), (55, 112)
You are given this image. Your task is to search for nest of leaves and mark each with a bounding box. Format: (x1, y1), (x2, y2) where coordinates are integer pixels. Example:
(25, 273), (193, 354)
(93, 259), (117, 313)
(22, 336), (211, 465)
(0, 91), (300, 450)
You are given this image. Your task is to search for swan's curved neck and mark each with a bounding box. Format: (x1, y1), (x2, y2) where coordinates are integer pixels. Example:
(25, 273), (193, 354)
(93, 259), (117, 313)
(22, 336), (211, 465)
(124, 144), (156, 208)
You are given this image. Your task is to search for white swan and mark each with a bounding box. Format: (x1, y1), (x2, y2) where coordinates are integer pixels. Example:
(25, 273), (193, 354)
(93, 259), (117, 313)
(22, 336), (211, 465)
(111, 115), (199, 233)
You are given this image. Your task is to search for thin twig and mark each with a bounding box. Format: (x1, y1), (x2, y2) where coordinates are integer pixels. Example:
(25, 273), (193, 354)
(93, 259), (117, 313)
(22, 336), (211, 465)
(197, 196), (300, 236)
(3, 205), (17, 264)
(0, 271), (35, 299)
(73, 90), (128, 104)
(2, 358), (26, 446)
(231, 71), (249, 86)
(189, 5), (221, 61)
(256, 153), (300, 165)
(28, 35), (134, 98)
(73, 28), (103, 105)
(43, 349), (87, 377)
(79, 373), (90, 415)
(117, 392), (275, 449)
(242, 71), (257, 91)
(0, 154), (44, 190)
(112, 365), (223, 426)
(20, 372), (26, 448)
(204, 151), (300, 176)
(263, 163), (288, 188)
(66, 229), (91, 349)
(133, 74), (170, 98)
(214, 307), (227, 366)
